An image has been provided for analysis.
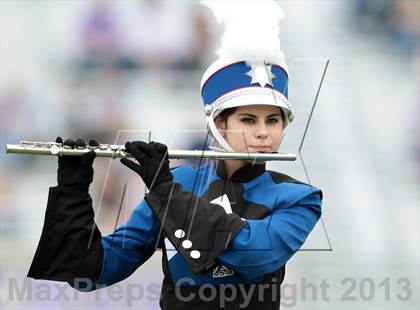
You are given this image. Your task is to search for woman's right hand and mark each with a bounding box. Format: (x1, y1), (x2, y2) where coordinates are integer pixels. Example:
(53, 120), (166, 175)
(56, 136), (99, 188)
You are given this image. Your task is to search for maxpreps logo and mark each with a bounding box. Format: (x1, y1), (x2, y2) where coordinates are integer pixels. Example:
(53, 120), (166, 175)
(212, 265), (234, 278)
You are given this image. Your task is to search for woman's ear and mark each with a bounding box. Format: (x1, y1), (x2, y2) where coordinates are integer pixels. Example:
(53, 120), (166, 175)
(215, 116), (227, 138)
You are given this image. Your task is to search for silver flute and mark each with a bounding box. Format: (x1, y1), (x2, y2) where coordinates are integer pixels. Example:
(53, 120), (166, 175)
(5, 141), (297, 161)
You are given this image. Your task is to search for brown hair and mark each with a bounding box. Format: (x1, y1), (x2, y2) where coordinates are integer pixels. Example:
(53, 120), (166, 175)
(218, 108), (237, 122)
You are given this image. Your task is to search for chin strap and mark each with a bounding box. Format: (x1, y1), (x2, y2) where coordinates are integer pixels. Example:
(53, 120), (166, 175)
(206, 114), (235, 152)
(208, 145), (227, 152)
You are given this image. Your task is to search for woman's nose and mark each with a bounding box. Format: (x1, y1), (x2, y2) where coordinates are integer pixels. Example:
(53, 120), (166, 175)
(255, 123), (269, 139)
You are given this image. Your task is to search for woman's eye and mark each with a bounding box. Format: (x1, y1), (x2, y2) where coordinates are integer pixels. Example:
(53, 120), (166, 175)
(241, 118), (255, 123)
(267, 118), (280, 124)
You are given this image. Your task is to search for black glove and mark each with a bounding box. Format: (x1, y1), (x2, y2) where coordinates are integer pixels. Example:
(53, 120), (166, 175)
(120, 141), (173, 189)
(56, 136), (99, 188)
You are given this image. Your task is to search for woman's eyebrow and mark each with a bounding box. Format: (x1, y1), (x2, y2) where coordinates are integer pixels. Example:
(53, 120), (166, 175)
(238, 113), (257, 117)
(237, 113), (282, 117)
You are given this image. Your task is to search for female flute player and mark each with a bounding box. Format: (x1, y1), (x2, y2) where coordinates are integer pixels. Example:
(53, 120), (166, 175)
(27, 2), (322, 309)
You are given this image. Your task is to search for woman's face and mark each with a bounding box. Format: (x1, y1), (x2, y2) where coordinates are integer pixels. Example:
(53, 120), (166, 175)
(215, 105), (284, 153)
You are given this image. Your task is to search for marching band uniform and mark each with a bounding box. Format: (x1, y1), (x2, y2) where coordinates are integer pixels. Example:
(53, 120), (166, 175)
(27, 2), (323, 309)
(28, 156), (321, 309)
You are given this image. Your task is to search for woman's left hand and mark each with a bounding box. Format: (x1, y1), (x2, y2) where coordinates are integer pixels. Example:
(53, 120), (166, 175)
(120, 141), (173, 189)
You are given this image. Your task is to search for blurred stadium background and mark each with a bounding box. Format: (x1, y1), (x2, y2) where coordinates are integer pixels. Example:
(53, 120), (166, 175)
(0, 1), (419, 309)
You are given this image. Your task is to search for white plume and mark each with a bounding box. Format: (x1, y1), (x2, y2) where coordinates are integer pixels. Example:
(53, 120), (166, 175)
(201, 0), (286, 65)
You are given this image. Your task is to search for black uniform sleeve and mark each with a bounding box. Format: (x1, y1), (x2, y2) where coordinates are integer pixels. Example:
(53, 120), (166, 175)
(145, 181), (246, 274)
(27, 186), (103, 282)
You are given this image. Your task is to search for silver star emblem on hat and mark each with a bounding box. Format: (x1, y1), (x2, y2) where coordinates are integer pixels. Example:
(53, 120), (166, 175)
(246, 62), (276, 87)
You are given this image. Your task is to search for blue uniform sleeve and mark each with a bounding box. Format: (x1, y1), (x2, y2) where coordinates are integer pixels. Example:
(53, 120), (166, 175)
(217, 190), (322, 279)
(94, 200), (161, 286)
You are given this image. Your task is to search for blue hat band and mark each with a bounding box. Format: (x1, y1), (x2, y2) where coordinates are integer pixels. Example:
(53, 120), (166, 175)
(201, 61), (288, 106)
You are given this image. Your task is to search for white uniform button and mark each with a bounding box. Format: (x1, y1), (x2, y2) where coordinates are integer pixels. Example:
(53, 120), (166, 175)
(174, 229), (185, 239)
(190, 250), (201, 259)
(182, 240), (192, 249)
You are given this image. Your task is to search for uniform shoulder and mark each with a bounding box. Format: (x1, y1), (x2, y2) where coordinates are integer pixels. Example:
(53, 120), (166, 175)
(170, 165), (197, 176)
(266, 170), (323, 201)
(170, 165), (211, 192)
(266, 170), (309, 186)
(170, 165), (199, 183)
(170, 166), (197, 192)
